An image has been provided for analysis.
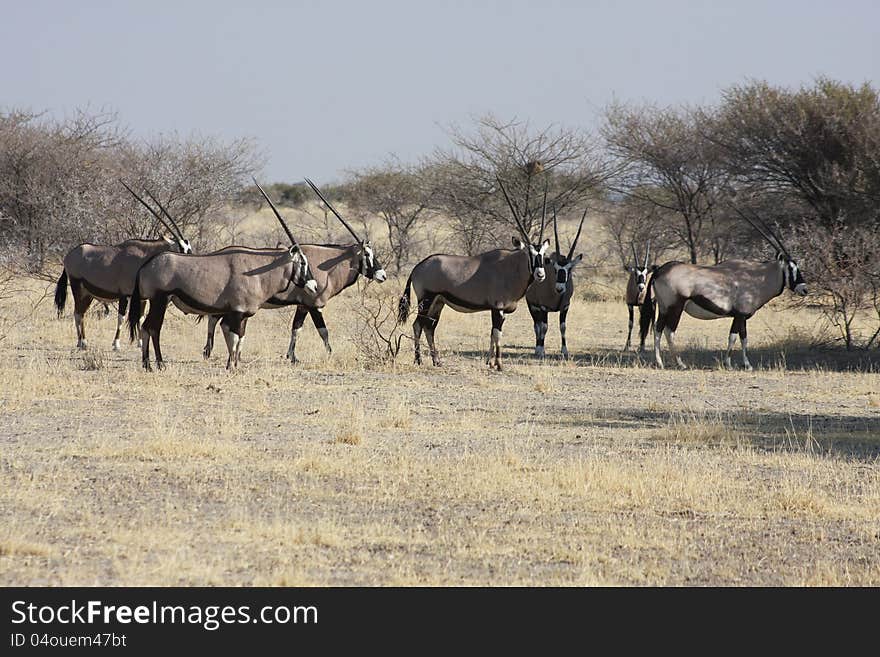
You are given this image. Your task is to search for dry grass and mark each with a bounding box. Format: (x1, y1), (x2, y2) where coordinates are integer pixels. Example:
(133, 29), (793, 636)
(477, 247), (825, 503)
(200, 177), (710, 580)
(1, 227), (879, 586)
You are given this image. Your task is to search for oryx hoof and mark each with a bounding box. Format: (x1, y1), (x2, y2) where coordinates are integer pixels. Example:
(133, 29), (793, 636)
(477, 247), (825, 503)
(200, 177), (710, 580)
(289, 356), (299, 366)
(203, 346), (212, 360)
(77, 341), (88, 351)
(431, 357), (442, 367)
(676, 360), (688, 370)
(561, 348), (569, 359)
(156, 361), (166, 371)
(112, 340), (121, 351)
(143, 362), (152, 372)
(414, 356), (422, 366)
(534, 347), (545, 359)
(744, 363), (754, 372)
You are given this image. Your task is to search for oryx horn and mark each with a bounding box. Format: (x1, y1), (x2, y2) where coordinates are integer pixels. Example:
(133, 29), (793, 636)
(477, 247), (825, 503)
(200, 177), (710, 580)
(644, 240), (650, 269)
(567, 207), (587, 261)
(731, 203), (786, 256)
(304, 177), (362, 244)
(496, 177), (530, 242)
(553, 206), (561, 255)
(144, 188), (185, 241)
(631, 242), (639, 267)
(252, 177), (300, 248)
(119, 179), (178, 239)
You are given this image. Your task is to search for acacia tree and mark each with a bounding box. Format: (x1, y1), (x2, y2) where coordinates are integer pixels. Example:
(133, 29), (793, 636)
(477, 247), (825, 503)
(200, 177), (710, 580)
(347, 161), (435, 272)
(602, 103), (733, 264)
(0, 107), (263, 269)
(427, 115), (611, 253)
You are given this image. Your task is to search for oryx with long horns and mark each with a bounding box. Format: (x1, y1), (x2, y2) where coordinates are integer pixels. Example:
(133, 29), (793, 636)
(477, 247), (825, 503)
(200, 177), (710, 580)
(202, 178), (388, 363)
(525, 205), (585, 358)
(398, 178), (550, 370)
(127, 179), (318, 370)
(623, 240), (655, 352)
(642, 213), (807, 370)
(54, 181), (192, 351)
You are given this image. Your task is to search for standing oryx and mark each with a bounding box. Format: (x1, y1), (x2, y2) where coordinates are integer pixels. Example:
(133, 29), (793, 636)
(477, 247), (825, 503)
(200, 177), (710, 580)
(642, 216), (807, 370)
(525, 206), (585, 359)
(623, 241), (655, 352)
(128, 179), (318, 371)
(202, 178), (388, 363)
(398, 178), (550, 371)
(54, 181), (192, 351)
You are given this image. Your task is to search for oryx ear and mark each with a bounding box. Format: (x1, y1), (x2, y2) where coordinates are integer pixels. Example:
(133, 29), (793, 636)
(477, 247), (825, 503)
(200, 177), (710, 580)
(571, 254), (583, 265)
(650, 264), (658, 273)
(288, 245), (300, 258)
(163, 235), (175, 245)
(776, 251), (786, 261)
(624, 265), (633, 273)
(512, 237), (524, 250)
(541, 238), (550, 252)
(275, 241), (285, 249)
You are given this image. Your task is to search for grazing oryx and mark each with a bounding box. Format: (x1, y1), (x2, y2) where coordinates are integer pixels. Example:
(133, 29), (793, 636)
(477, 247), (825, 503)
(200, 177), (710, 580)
(53, 181), (192, 350)
(128, 180), (318, 370)
(398, 178), (550, 371)
(202, 178), (388, 363)
(623, 241), (655, 352)
(525, 206), (585, 358)
(642, 216), (807, 370)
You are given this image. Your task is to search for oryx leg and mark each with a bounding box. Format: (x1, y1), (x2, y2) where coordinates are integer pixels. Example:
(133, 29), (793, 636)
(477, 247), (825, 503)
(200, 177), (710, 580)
(220, 313), (245, 370)
(559, 306), (570, 359)
(488, 309), (506, 371)
(412, 293), (436, 366)
(624, 304), (634, 351)
(70, 278), (93, 350)
(529, 304), (548, 359)
(662, 303), (686, 369)
(235, 317), (249, 367)
(724, 317), (740, 369)
(638, 300), (653, 353)
(739, 318), (752, 371)
(204, 315), (220, 360)
(287, 306), (309, 363)
(423, 300), (444, 367)
(309, 307), (332, 354)
(113, 296), (128, 351)
(141, 294), (168, 371)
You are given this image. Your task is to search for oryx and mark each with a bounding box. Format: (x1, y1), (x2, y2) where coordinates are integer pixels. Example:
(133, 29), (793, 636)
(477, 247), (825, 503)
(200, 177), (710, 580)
(202, 178), (387, 363)
(398, 178), (550, 371)
(623, 241), (655, 352)
(53, 181), (192, 350)
(127, 180), (318, 370)
(525, 205), (585, 358)
(643, 216), (807, 370)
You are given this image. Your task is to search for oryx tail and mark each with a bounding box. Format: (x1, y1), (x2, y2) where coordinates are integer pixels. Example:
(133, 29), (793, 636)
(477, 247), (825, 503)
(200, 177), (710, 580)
(128, 270), (144, 343)
(54, 269), (68, 318)
(398, 273), (414, 323)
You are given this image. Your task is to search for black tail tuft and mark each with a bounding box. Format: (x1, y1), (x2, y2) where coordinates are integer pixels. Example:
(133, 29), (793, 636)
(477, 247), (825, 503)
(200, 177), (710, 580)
(397, 274), (413, 324)
(638, 275), (656, 345)
(54, 269), (68, 318)
(128, 276), (142, 343)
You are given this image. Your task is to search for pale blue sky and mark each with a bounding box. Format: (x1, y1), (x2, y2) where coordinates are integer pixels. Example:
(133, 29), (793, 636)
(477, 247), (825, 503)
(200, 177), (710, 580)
(2, 0), (877, 184)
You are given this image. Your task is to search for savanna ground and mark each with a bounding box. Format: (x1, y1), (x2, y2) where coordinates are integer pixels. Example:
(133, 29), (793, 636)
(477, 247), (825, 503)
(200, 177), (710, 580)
(1, 211), (879, 586)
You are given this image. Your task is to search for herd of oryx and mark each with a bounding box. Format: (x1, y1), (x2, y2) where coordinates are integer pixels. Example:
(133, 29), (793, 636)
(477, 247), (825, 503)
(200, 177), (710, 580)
(53, 178), (807, 373)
